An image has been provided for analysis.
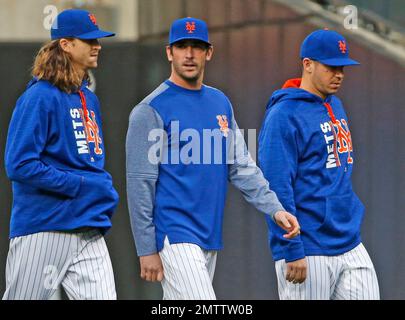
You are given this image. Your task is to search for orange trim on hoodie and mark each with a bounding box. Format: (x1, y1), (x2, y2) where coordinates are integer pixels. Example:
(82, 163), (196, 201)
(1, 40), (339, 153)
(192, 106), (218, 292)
(78, 90), (90, 122)
(323, 102), (337, 124)
(282, 78), (302, 89)
(78, 90), (91, 152)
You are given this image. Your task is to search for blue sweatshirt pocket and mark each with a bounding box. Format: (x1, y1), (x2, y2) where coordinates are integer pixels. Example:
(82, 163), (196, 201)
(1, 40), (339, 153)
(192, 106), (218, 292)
(320, 194), (364, 249)
(70, 175), (119, 225)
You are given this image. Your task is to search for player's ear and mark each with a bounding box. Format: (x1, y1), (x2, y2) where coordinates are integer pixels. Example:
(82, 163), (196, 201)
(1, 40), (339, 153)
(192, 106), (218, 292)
(59, 38), (73, 53)
(302, 58), (314, 74)
(166, 45), (173, 62)
(205, 45), (214, 61)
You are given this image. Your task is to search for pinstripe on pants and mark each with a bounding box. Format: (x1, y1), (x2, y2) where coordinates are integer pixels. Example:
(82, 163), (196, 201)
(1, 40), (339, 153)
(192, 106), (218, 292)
(159, 236), (217, 300)
(275, 243), (380, 300)
(2, 229), (116, 300)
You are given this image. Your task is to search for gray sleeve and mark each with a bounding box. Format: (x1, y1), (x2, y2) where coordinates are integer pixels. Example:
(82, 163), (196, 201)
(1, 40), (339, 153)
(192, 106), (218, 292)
(126, 103), (164, 256)
(227, 110), (285, 221)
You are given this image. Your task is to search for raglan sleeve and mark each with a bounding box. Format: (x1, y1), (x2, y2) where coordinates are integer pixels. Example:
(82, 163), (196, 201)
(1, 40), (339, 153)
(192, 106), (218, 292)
(126, 103), (164, 256)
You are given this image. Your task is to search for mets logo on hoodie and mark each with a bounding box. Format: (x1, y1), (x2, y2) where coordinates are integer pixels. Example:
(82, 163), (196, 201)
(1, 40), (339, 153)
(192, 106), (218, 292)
(70, 107), (103, 157)
(320, 119), (353, 169)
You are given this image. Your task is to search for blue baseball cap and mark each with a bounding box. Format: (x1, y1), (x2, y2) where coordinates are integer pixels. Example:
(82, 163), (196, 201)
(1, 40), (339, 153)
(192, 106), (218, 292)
(169, 17), (211, 46)
(300, 29), (359, 66)
(51, 9), (115, 40)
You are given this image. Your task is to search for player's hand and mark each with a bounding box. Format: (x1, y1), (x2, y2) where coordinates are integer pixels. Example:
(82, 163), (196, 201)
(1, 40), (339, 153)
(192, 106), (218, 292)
(139, 253), (164, 282)
(274, 211), (301, 239)
(286, 258), (307, 284)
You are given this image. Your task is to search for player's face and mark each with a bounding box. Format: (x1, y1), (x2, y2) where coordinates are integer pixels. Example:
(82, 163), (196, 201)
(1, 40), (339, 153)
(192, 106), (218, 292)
(312, 61), (345, 97)
(166, 40), (213, 86)
(64, 38), (102, 73)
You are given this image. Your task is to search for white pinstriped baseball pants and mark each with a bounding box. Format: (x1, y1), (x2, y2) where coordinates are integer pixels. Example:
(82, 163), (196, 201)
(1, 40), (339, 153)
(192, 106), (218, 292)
(159, 236), (217, 300)
(2, 229), (116, 300)
(275, 243), (380, 300)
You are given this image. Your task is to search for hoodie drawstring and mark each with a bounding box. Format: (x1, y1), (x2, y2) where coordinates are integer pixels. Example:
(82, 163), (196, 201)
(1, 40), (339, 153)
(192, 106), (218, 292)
(79, 90), (90, 122)
(78, 90), (95, 162)
(323, 102), (343, 167)
(323, 102), (337, 124)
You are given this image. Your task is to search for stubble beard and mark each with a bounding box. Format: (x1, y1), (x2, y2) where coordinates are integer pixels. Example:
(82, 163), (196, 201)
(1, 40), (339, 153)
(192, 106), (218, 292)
(173, 62), (203, 85)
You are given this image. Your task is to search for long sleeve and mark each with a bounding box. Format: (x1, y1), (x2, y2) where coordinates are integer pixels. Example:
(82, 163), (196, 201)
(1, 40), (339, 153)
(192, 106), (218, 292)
(258, 106), (305, 262)
(5, 95), (82, 198)
(126, 103), (164, 256)
(227, 108), (285, 220)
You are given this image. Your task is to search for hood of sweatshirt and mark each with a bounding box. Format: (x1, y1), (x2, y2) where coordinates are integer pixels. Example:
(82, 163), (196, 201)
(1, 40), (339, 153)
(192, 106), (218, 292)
(266, 78), (333, 110)
(27, 77), (89, 91)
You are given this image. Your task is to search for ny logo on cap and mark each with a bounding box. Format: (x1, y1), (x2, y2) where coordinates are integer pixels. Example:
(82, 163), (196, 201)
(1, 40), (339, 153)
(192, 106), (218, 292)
(186, 21), (196, 34)
(89, 14), (97, 25)
(338, 40), (347, 54)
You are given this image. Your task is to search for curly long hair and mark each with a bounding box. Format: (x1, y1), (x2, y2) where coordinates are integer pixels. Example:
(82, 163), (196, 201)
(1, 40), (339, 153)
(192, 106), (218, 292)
(32, 39), (90, 93)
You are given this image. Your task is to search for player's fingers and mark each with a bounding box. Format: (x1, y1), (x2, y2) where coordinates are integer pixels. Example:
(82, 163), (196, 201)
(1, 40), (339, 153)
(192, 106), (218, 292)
(148, 268), (161, 282)
(147, 270), (155, 282)
(288, 216), (300, 233)
(146, 270), (153, 282)
(283, 230), (297, 239)
(285, 271), (291, 282)
(294, 269), (304, 284)
(140, 268), (147, 280)
(285, 222), (301, 239)
(286, 265), (295, 282)
(283, 232), (291, 239)
(152, 271), (158, 282)
(281, 225), (297, 238)
(288, 270), (296, 282)
(283, 225), (300, 239)
(295, 263), (307, 283)
(301, 266), (307, 282)
(291, 271), (299, 284)
(157, 269), (164, 282)
(145, 267), (164, 282)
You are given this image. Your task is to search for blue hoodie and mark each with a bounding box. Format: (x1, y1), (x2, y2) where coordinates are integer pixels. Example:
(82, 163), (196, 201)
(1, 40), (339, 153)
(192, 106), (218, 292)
(5, 78), (119, 238)
(258, 78), (364, 262)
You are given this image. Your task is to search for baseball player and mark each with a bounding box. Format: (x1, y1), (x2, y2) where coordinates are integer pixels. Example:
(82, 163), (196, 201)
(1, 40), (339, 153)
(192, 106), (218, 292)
(3, 9), (118, 300)
(258, 29), (380, 299)
(126, 17), (300, 300)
